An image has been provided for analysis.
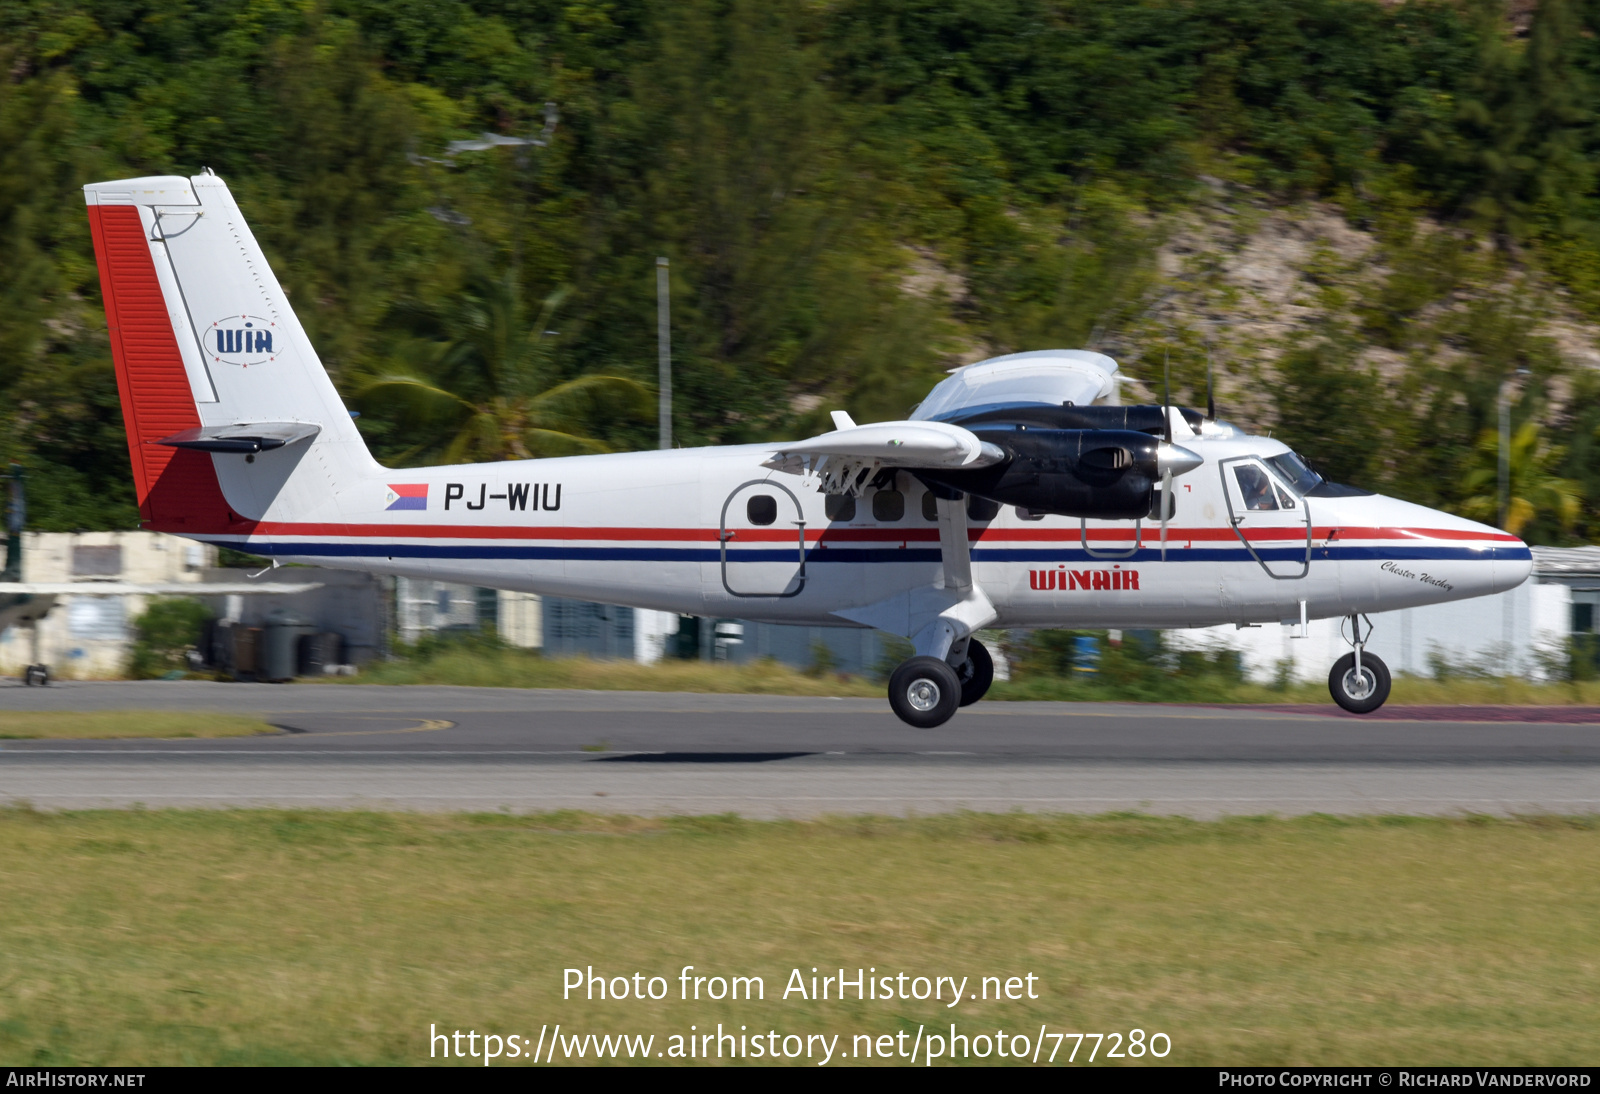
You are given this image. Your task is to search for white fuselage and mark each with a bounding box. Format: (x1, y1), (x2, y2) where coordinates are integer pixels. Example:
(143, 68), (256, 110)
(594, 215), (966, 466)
(202, 429), (1530, 633)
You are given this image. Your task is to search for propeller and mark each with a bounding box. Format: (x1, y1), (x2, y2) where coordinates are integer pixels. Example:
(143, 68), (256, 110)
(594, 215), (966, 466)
(1161, 351), (1172, 562)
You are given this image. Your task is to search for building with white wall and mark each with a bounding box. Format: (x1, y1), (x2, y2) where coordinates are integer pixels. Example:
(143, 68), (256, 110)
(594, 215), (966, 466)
(0, 532), (215, 677)
(1168, 546), (1590, 682)
(393, 576), (542, 649)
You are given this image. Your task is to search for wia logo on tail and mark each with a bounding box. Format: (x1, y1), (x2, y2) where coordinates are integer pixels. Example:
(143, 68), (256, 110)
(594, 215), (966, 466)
(208, 315), (279, 366)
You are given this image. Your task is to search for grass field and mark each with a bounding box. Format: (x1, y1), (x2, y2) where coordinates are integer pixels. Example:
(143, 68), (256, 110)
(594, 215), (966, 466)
(0, 711), (277, 739)
(332, 643), (1600, 706)
(1, 809), (1596, 1066)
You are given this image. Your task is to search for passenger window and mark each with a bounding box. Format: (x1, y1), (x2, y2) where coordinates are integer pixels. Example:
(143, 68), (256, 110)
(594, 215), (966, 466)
(1233, 465), (1279, 511)
(824, 494), (855, 522)
(968, 496), (1000, 522)
(1150, 490), (1177, 521)
(747, 495), (777, 525)
(872, 489), (905, 522)
(921, 491), (938, 521)
(1015, 507), (1044, 521)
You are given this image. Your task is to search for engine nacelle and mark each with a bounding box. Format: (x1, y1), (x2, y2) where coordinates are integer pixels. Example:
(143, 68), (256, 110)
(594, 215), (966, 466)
(916, 428), (1166, 519)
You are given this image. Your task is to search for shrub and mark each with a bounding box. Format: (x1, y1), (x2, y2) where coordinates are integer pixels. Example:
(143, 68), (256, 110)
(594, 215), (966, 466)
(127, 597), (211, 679)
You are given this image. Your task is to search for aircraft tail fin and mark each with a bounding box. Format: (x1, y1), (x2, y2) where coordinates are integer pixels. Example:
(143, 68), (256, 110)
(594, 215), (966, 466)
(84, 173), (373, 533)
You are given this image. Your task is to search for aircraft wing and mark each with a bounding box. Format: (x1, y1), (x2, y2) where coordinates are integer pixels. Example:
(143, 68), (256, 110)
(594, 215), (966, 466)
(0, 583), (323, 596)
(763, 420), (1006, 496)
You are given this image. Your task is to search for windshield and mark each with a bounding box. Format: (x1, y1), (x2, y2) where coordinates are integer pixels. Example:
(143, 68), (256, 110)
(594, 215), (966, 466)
(1266, 451), (1323, 495)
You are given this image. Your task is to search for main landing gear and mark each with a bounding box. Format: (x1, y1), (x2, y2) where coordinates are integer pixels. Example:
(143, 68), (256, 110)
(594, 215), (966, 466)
(1329, 613), (1390, 714)
(888, 638), (993, 728)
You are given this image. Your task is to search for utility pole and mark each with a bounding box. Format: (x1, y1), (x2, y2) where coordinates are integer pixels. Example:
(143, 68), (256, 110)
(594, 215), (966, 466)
(1498, 384), (1510, 531)
(1498, 367), (1531, 530)
(656, 256), (672, 450)
(3, 464), (22, 583)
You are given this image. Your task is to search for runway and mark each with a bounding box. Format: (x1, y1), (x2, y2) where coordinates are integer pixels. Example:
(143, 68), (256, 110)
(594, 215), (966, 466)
(2, 681), (1598, 817)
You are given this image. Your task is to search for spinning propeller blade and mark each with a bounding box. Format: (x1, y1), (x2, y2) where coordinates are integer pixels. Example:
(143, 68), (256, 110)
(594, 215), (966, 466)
(1162, 351), (1171, 561)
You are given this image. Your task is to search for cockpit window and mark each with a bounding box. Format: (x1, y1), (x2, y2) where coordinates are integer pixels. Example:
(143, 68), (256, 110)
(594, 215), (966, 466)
(1266, 452), (1323, 495)
(1234, 464), (1279, 511)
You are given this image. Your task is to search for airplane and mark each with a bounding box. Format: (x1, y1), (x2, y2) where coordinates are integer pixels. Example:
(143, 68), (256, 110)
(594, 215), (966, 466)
(75, 171), (1531, 725)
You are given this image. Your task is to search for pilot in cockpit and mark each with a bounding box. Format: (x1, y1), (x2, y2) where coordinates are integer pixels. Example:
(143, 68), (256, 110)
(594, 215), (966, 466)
(1236, 465), (1278, 511)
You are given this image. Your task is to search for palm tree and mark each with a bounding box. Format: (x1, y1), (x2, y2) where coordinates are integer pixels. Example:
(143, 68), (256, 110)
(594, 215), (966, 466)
(1459, 421), (1582, 536)
(353, 272), (652, 464)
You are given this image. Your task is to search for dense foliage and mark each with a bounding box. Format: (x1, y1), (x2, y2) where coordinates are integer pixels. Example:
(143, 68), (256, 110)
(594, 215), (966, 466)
(3, 0), (1600, 540)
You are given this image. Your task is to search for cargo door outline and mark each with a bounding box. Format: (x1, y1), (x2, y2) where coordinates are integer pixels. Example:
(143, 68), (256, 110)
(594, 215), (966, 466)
(720, 479), (807, 598)
(1219, 456), (1312, 580)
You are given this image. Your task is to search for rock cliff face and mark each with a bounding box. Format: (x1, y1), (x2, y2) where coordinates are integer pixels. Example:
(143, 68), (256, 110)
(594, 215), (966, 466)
(1094, 192), (1598, 434)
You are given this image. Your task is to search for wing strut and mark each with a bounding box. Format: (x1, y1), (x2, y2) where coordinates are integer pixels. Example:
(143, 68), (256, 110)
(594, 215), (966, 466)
(934, 495), (972, 592)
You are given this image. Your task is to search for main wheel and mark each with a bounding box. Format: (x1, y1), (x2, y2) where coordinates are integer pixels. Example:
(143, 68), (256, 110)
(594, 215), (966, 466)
(954, 639), (994, 707)
(1328, 652), (1390, 714)
(23, 664), (49, 687)
(888, 656), (962, 728)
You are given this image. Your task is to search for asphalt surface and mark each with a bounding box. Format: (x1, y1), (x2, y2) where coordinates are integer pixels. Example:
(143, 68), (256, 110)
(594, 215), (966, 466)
(1, 680), (1598, 817)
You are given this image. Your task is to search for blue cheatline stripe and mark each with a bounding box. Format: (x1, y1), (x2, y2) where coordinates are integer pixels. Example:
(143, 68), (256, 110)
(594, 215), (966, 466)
(213, 540), (1529, 565)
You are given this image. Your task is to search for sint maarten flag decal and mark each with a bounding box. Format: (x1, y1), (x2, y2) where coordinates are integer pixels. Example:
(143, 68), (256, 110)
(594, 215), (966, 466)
(385, 484), (428, 511)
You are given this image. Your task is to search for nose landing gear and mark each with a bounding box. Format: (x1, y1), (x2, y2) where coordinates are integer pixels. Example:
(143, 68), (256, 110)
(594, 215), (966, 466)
(1329, 613), (1390, 714)
(888, 637), (994, 727)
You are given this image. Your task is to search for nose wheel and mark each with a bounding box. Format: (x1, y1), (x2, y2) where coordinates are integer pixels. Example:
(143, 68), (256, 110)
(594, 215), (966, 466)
(1329, 614), (1390, 714)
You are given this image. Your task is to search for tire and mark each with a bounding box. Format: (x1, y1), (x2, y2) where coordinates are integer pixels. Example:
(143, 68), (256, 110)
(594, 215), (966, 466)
(888, 656), (962, 728)
(1328, 651), (1390, 714)
(24, 664), (48, 687)
(955, 639), (994, 707)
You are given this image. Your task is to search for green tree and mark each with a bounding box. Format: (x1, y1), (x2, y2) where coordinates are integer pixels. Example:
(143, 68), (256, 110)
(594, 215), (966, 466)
(1459, 421), (1583, 537)
(353, 271), (653, 463)
(128, 597), (211, 680)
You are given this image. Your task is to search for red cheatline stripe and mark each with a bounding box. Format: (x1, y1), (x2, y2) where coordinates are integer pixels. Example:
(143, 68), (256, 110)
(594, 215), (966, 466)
(233, 519), (1517, 546)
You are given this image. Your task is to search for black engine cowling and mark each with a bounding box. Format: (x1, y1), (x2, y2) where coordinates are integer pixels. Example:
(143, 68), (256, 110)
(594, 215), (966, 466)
(916, 427), (1161, 519)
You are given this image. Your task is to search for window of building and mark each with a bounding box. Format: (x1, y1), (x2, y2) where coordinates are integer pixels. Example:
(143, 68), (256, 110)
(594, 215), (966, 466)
(872, 490), (905, 522)
(68, 597), (126, 640)
(1575, 602), (1595, 635)
(825, 494), (855, 521)
(71, 545), (123, 576)
(746, 495), (777, 526)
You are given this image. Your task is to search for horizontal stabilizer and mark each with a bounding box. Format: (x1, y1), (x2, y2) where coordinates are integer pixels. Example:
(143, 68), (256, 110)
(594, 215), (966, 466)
(765, 420), (1006, 496)
(0, 583), (323, 596)
(156, 422), (321, 454)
